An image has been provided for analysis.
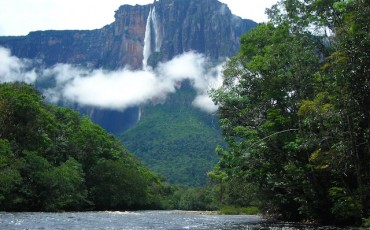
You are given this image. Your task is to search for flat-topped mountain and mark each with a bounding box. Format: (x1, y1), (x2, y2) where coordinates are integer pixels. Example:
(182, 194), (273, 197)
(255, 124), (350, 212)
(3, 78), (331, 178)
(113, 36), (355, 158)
(0, 0), (256, 69)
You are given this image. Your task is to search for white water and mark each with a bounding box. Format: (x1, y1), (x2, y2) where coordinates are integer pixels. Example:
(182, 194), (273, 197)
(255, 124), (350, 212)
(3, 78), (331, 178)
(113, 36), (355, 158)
(151, 7), (162, 52)
(142, 7), (162, 70)
(142, 8), (152, 70)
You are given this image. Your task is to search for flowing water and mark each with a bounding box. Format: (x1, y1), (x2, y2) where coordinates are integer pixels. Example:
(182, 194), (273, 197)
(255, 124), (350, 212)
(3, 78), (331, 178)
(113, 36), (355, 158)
(151, 7), (161, 52)
(142, 8), (153, 69)
(142, 6), (162, 70)
(0, 210), (352, 229)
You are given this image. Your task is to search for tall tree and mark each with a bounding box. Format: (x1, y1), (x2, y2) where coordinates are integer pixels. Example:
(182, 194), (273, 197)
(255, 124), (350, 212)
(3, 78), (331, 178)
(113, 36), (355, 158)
(211, 0), (370, 225)
(299, 0), (370, 221)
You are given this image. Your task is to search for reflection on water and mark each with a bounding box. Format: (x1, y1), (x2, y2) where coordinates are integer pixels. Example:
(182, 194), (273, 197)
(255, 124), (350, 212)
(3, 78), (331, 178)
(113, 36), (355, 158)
(0, 211), (355, 229)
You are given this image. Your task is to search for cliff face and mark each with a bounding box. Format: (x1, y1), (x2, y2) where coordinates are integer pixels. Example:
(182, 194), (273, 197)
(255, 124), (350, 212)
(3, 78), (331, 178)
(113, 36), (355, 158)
(154, 0), (255, 61)
(0, 0), (256, 69)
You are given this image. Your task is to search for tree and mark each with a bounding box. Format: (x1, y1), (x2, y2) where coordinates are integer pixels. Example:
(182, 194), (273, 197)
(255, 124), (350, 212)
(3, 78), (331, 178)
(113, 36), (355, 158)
(43, 158), (88, 211)
(0, 140), (22, 210)
(88, 159), (148, 209)
(211, 0), (370, 225)
(211, 20), (323, 221)
(298, 0), (370, 222)
(0, 82), (169, 211)
(0, 83), (55, 154)
(19, 151), (51, 211)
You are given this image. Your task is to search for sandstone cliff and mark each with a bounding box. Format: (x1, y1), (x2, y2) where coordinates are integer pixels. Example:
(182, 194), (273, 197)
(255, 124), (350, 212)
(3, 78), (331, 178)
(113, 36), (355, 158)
(0, 0), (256, 69)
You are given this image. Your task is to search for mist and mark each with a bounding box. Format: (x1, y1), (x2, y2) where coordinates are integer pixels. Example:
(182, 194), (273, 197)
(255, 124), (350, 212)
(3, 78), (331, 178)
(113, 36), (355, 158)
(0, 47), (223, 113)
(0, 47), (37, 84)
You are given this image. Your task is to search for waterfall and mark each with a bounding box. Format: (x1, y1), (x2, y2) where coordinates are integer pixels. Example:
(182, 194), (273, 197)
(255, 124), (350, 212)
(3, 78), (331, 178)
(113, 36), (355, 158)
(138, 108), (142, 122)
(151, 7), (161, 52)
(143, 8), (152, 70)
(142, 7), (162, 69)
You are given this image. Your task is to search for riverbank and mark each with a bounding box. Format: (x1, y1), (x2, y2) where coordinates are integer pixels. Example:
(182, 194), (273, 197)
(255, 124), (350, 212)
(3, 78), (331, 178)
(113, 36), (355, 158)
(172, 210), (220, 215)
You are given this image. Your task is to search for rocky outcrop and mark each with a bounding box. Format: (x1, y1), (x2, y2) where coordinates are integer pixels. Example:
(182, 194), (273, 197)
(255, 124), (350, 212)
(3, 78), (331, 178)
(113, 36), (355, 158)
(0, 0), (256, 70)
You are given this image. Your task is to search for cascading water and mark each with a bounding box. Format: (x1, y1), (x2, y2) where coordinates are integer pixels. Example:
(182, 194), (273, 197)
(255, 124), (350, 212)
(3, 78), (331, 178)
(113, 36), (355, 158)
(151, 7), (161, 52)
(138, 108), (142, 122)
(140, 6), (162, 122)
(142, 8), (153, 70)
(142, 7), (162, 70)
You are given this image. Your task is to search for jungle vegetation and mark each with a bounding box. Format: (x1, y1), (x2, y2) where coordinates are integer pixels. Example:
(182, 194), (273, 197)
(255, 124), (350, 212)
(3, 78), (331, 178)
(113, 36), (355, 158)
(210, 0), (370, 226)
(0, 82), (171, 211)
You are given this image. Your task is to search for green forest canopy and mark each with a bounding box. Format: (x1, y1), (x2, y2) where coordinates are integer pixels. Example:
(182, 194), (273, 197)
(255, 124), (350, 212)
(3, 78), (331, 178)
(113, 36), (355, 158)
(210, 0), (370, 226)
(0, 82), (169, 211)
(121, 83), (222, 186)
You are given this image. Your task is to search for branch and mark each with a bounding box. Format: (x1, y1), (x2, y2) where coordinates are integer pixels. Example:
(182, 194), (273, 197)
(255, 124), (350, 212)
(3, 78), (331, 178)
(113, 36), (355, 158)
(251, 129), (299, 146)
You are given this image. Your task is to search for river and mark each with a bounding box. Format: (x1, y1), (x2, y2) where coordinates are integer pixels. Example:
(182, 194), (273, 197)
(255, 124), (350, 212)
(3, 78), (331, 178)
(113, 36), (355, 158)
(0, 210), (351, 229)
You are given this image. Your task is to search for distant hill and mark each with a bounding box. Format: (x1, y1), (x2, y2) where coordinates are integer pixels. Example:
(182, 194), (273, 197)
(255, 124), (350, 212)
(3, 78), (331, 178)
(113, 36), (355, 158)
(121, 82), (224, 186)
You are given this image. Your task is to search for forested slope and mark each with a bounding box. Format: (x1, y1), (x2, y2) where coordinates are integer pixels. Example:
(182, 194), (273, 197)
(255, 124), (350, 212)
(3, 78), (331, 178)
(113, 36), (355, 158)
(121, 83), (223, 186)
(0, 83), (168, 211)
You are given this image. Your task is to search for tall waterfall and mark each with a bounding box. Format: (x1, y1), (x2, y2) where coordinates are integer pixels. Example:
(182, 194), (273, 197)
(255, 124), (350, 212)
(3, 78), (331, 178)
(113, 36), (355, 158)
(151, 7), (162, 52)
(143, 8), (152, 70)
(142, 7), (162, 69)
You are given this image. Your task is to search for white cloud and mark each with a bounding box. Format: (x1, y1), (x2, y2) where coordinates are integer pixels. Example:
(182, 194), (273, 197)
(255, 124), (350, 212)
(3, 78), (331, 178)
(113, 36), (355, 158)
(0, 47), (223, 113)
(192, 94), (219, 114)
(0, 47), (222, 113)
(62, 68), (162, 110)
(0, 47), (37, 84)
(54, 52), (223, 112)
(156, 52), (205, 81)
(192, 63), (224, 113)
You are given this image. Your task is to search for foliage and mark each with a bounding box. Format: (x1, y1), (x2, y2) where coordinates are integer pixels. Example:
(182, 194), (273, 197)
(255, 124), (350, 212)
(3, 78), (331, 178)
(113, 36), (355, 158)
(220, 206), (259, 215)
(165, 185), (220, 211)
(0, 82), (168, 211)
(0, 140), (23, 210)
(121, 83), (223, 186)
(364, 216), (370, 228)
(211, 0), (370, 226)
(88, 159), (148, 209)
(42, 158), (87, 211)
